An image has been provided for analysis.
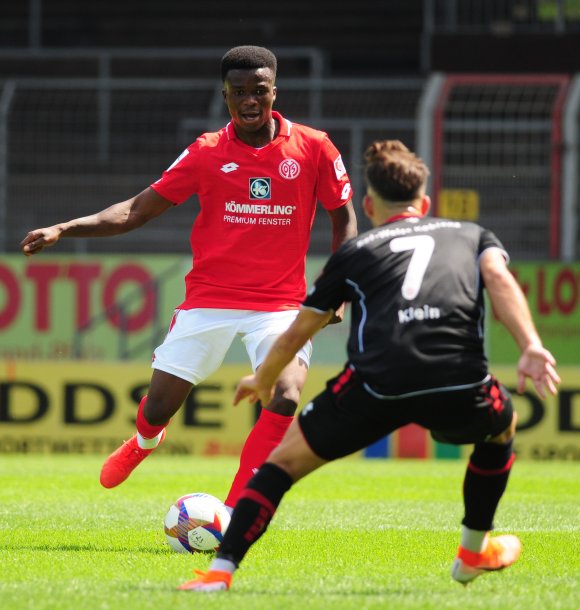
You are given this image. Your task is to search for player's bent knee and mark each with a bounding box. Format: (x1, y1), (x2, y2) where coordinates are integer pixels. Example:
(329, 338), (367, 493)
(267, 419), (325, 482)
(269, 446), (324, 483)
(266, 393), (299, 416)
(268, 359), (307, 411)
(488, 411), (517, 445)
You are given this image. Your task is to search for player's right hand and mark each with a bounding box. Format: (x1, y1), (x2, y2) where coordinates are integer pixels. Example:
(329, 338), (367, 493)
(233, 374), (274, 407)
(324, 302), (345, 326)
(20, 226), (62, 256)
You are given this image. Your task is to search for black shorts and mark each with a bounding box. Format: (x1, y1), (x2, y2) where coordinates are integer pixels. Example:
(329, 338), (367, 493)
(298, 365), (514, 461)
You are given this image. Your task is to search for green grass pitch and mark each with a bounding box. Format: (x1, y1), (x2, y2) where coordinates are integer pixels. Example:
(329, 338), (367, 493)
(1, 455), (578, 610)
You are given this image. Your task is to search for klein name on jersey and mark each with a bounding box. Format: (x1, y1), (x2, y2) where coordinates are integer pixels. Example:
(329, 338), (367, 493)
(224, 201), (295, 215)
(398, 304), (441, 324)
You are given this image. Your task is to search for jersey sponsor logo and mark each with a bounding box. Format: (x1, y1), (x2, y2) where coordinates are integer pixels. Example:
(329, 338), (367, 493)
(224, 201), (295, 215)
(279, 158), (301, 180)
(249, 177), (271, 200)
(334, 154), (346, 179)
(357, 226), (412, 248)
(221, 162), (239, 173)
(341, 182), (352, 201)
(356, 220), (461, 248)
(223, 200), (295, 226)
(397, 304), (441, 324)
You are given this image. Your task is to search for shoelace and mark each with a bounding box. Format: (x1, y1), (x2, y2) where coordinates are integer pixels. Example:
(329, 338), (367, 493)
(482, 540), (503, 566)
(193, 570), (208, 581)
(192, 569), (231, 585)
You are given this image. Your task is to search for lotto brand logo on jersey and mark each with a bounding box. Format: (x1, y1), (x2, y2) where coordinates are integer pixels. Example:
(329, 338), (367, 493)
(279, 158), (300, 180)
(249, 178), (271, 200)
(221, 162), (239, 173)
(334, 155), (346, 179)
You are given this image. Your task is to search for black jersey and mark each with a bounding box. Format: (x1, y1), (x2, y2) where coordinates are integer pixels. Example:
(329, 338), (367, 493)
(303, 216), (508, 396)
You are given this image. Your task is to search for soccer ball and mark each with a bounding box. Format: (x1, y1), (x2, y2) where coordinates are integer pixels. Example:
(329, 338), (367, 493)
(164, 492), (231, 553)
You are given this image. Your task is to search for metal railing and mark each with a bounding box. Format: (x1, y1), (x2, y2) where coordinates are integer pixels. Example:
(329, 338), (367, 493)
(0, 74), (423, 254)
(425, 0), (578, 34)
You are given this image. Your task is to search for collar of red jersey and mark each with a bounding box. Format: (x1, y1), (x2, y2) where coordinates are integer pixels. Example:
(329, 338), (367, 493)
(226, 111), (290, 140)
(382, 212), (425, 225)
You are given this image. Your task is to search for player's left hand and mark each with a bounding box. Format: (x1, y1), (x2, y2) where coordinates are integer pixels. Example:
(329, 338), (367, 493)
(20, 226), (62, 256)
(517, 344), (561, 398)
(325, 302), (345, 326)
(233, 375), (274, 407)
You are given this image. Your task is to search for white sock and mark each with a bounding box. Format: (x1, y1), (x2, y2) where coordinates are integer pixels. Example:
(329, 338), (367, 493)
(209, 558), (237, 574)
(136, 430), (164, 449)
(460, 526), (488, 553)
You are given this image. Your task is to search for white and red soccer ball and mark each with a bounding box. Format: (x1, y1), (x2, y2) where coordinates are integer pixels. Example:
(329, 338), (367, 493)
(164, 492), (230, 553)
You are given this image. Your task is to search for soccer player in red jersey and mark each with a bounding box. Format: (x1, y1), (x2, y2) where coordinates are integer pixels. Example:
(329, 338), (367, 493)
(20, 46), (357, 509)
(179, 140), (560, 592)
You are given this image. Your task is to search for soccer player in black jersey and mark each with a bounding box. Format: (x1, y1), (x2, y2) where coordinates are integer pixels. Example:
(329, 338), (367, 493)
(179, 140), (560, 591)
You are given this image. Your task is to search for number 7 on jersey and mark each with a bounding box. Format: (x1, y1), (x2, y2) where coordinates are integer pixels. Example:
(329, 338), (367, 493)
(390, 235), (435, 300)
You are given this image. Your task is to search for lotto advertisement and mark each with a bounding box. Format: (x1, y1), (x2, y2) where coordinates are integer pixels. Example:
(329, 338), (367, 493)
(0, 255), (579, 459)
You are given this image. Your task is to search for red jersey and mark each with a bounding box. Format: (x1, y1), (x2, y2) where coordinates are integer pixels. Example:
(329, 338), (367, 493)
(151, 111), (352, 311)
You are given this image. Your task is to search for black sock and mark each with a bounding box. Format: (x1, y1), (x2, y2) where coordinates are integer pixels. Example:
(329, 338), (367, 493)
(462, 440), (515, 531)
(217, 462), (293, 565)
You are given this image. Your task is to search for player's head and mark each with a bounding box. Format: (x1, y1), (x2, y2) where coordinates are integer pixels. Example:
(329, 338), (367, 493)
(221, 46), (277, 82)
(221, 46), (278, 141)
(363, 140), (430, 225)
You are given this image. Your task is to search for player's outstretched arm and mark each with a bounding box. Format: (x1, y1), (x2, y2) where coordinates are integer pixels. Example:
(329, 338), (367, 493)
(325, 201), (357, 325)
(480, 248), (561, 398)
(234, 308), (332, 406)
(20, 187), (173, 256)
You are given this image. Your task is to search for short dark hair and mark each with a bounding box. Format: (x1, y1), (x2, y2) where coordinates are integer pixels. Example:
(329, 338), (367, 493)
(364, 140), (430, 202)
(221, 46), (277, 82)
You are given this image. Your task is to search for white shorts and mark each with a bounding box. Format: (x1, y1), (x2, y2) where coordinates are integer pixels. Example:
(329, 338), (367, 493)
(152, 308), (312, 385)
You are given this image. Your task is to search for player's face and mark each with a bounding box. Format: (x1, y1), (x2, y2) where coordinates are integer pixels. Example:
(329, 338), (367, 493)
(223, 68), (277, 142)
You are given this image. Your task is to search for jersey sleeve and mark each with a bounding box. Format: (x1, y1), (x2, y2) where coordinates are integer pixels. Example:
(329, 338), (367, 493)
(150, 144), (200, 205)
(479, 227), (510, 263)
(303, 244), (353, 312)
(315, 134), (352, 211)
